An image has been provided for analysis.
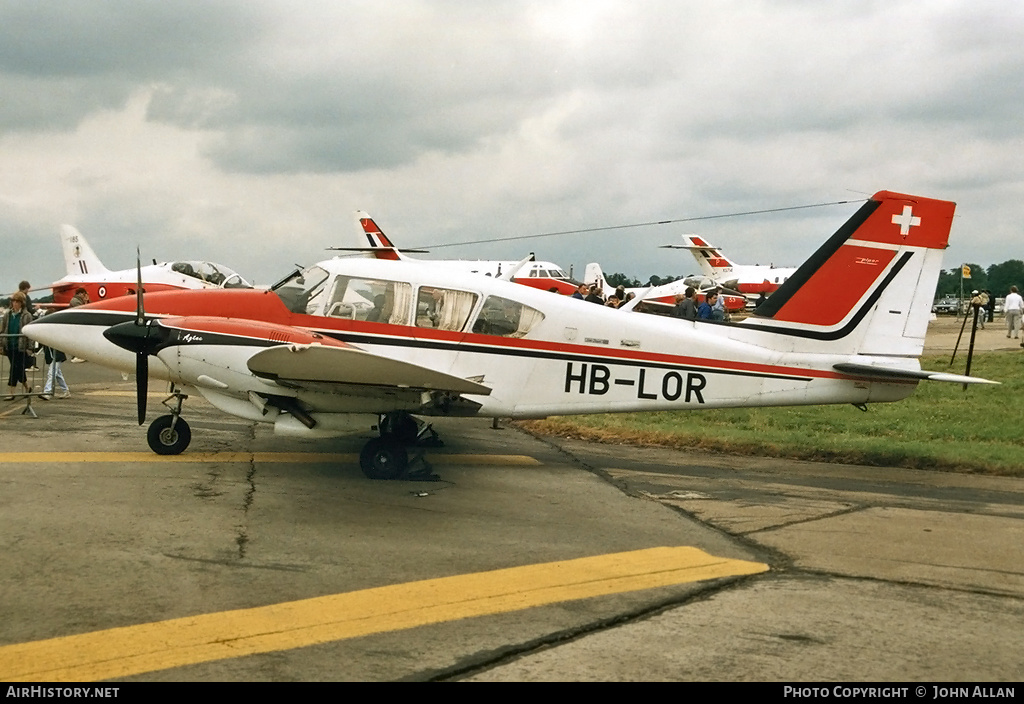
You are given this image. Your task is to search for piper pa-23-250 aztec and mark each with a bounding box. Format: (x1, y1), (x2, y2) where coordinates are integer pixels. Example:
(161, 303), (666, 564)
(47, 225), (253, 306)
(26, 191), (995, 480)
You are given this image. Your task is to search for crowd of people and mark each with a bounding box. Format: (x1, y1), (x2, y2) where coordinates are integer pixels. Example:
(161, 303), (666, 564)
(1, 281), (89, 401)
(569, 282), (636, 309)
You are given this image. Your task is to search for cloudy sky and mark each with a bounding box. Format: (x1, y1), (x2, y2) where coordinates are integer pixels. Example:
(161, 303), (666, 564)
(2, 0), (1022, 295)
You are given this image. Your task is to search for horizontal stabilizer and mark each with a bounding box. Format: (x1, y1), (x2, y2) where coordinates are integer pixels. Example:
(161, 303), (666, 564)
(327, 247), (430, 254)
(833, 363), (998, 386)
(248, 344), (492, 395)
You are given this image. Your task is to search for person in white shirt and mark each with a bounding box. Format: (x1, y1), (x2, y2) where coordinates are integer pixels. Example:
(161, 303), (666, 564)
(1004, 285), (1024, 340)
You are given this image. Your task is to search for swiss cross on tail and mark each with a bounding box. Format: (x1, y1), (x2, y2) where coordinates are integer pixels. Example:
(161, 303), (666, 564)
(892, 205), (921, 237)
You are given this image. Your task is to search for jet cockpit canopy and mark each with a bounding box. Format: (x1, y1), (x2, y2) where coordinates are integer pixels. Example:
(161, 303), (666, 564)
(169, 261), (252, 289)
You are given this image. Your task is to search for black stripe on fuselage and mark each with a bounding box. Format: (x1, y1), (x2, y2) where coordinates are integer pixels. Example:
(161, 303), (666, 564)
(30, 310), (140, 327)
(36, 302), (815, 382)
(314, 330), (813, 383)
(32, 311), (283, 351)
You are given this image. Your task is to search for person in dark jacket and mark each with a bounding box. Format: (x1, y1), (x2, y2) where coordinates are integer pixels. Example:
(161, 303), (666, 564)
(2, 292), (34, 398)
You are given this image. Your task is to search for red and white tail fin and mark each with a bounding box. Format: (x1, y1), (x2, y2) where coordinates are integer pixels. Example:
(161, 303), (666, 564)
(60, 225), (109, 277)
(663, 235), (736, 279)
(356, 211), (404, 261)
(742, 191), (955, 357)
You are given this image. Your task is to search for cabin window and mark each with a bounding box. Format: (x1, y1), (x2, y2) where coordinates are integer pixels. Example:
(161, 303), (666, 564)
(325, 276), (412, 324)
(271, 265), (330, 314)
(472, 296), (545, 338)
(415, 286), (479, 331)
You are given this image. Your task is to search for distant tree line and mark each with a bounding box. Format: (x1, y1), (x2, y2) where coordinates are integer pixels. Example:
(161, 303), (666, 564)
(935, 260), (1024, 298)
(604, 273), (683, 288)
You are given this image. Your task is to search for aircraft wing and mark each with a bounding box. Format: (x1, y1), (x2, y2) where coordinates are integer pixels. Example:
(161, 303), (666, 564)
(247, 343), (492, 395)
(833, 363), (998, 386)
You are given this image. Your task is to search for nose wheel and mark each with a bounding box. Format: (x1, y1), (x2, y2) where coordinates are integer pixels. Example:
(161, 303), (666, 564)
(147, 414), (192, 455)
(145, 388), (191, 455)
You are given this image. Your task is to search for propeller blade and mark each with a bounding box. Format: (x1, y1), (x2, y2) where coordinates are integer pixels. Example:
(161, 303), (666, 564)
(136, 352), (148, 425)
(136, 247), (145, 326)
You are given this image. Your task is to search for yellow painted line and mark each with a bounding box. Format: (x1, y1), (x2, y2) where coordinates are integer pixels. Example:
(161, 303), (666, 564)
(0, 547), (768, 681)
(0, 451), (540, 466)
(86, 391), (169, 397)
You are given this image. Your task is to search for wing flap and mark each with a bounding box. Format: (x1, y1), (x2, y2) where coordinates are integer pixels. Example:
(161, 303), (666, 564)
(248, 344), (491, 395)
(833, 363), (998, 386)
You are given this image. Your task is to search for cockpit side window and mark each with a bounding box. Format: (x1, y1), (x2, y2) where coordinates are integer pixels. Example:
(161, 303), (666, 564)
(472, 296), (545, 337)
(271, 266), (330, 314)
(415, 287), (478, 331)
(325, 276), (412, 324)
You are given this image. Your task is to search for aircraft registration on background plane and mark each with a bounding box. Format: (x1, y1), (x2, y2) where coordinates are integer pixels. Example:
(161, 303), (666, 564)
(663, 234), (798, 296)
(26, 191), (995, 480)
(47, 225), (253, 306)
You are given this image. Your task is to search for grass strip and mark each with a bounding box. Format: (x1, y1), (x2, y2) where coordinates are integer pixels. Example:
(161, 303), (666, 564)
(520, 352), (1024, 476)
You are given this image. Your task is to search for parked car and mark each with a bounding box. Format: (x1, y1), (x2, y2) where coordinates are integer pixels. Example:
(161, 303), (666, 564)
(932, 297), (962, 315)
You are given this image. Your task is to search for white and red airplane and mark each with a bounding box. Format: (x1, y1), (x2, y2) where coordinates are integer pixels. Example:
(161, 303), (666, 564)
(663, 235), (797, 296)
(25, 191), (995, 480)
(582, 262), (748, 313)
(47, 225), (253, 306)
(343, 212), (582, 295)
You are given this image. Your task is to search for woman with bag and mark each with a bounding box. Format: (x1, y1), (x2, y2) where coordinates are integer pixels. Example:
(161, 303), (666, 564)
(2, 292), (34, 399)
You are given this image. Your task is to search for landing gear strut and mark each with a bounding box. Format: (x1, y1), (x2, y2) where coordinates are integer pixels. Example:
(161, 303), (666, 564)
(146, 389), (191, 455)
(379, 411), (442, 447)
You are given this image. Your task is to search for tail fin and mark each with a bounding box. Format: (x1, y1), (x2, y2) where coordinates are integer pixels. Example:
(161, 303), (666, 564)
(583, 262), (611, 296)
(743, 190), (954, 357)
(661, 235), (735, 279)
(60, 225), (109, 277)
(356, 211), (405, 261)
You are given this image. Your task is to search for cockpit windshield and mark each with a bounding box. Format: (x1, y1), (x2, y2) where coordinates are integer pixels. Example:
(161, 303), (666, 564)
(271, 265), (330, 314)
(170, 261), (252, 289)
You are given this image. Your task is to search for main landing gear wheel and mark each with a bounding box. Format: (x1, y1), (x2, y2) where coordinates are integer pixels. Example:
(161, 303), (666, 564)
(147, 414), (192, 455)
(360, 437), (409, 480)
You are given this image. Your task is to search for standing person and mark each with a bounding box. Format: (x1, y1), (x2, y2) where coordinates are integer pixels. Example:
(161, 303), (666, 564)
(18, 281), (36, 317)
(1004, 285), (1023, 340)
(40, 344), (69, 400)
(69, 287), (90, 307)
(698, 291), (718, 320)
(711, 287), (727, 321)
(2, 292), (34, 399)
(672, 287), (698, 320)
(571, 283), (588, 300)
(984, 290), (995, 324)
(970, 290), (988, 329)
(66, 288), (91, 363)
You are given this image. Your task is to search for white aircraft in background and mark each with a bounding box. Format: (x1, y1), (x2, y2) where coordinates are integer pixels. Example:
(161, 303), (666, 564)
(582, 262), (748, 313)
(26, 191), (995, 481)
(46, 225), (252, 306)
(338, 212), (581, 295)
(662, 234), (797, 296)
